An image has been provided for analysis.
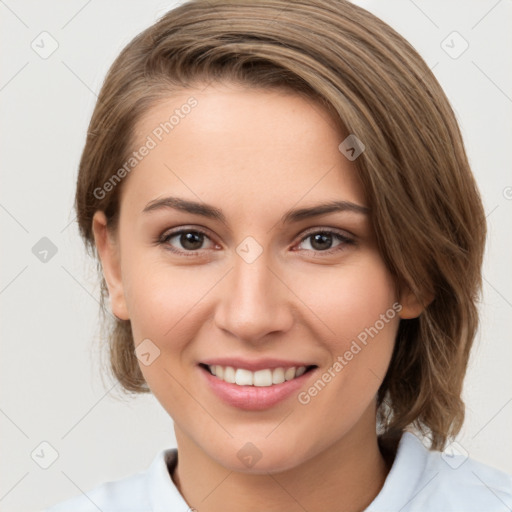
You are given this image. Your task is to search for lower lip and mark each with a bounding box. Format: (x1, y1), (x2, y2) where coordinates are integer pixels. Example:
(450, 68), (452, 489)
(199, 366), (315, 411)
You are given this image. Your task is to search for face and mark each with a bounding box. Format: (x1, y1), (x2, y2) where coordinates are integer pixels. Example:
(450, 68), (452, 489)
(93, 82), (421, 474)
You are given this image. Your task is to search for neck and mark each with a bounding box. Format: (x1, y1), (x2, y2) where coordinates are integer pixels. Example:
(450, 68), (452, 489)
(171, 407), (392, 512)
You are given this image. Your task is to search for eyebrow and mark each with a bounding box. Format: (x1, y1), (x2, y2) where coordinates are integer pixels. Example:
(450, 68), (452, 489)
(142, 196), (370, 224)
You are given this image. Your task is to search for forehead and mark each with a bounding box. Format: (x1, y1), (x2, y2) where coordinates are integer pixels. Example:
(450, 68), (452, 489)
(122, 83), (366, 218)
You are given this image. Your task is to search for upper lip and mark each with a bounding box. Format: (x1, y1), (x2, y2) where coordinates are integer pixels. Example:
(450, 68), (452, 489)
(200, 358), (317, 372)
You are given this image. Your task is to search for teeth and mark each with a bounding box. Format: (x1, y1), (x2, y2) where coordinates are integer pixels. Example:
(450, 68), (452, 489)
(235, 368), (253, 386)
(223, 366), (235, 383)
(284, 367), (296, 381)
(295, 366), (306, 377)
(254, 369), (272, 387)
(207, 365), (308, 387)
(272, 367), (285, 384)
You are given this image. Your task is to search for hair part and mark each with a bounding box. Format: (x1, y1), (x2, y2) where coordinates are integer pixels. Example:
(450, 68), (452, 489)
(75, 0), (486, 451)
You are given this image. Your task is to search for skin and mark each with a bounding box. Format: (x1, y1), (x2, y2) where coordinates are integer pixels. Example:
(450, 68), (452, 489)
(92, 82), (424, 512)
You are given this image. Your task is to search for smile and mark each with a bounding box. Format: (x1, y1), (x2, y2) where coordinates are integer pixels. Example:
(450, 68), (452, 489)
(198, 358), (318, 410)
(203, 364), (315, 387)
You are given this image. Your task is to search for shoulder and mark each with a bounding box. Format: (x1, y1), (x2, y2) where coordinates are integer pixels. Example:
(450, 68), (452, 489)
(368, 432), (512, 512)
(416, 442), (512, 511)
(42, 448), (181, 512)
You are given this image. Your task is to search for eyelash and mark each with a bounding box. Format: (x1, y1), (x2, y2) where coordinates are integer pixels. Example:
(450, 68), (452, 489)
(156, 226), (355, 258)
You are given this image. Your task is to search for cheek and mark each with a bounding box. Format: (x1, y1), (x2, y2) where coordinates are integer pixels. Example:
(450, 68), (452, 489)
(121, 254), (223, 377)
(124, 244), (398, 351)
(294, 254), (398, 345)
(122, 259), (209, 409)
(299, 259), (399, 415)
(293, 254), (399, 403)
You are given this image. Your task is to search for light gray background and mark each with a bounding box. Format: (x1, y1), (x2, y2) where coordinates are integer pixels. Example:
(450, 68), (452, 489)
(1, 1), (511, 511)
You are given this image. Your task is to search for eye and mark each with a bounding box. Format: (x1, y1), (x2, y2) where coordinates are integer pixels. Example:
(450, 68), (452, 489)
(157, 227), (217, 256)
(295, 229), (354, 254)
(156, 226), (355, 258)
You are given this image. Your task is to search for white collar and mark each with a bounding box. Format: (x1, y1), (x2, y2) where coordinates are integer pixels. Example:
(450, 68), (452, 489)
(144, 431), (512, 511)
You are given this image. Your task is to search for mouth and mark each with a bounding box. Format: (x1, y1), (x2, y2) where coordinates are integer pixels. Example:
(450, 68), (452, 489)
(199, 363), (318, 387)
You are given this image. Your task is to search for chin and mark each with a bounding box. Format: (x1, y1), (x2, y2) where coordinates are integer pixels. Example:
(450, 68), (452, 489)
(208, 439), (312, 475)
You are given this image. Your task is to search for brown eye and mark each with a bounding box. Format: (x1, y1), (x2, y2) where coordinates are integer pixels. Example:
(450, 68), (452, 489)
(297, 230), (354, 254)
(176, 231), (205, 251)
(309, 232), (335, 251)
(159, 228), (216, 256)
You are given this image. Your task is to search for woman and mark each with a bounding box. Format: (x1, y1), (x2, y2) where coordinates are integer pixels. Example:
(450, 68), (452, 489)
(44, 0), (512, 510)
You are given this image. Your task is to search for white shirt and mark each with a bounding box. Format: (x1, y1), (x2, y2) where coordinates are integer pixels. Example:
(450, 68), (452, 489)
(43, 431), (512, 511)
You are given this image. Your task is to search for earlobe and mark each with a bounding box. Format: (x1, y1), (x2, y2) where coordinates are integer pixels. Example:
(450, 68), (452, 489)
(92, 211), (130, 320)
(398, 286), (433, 319)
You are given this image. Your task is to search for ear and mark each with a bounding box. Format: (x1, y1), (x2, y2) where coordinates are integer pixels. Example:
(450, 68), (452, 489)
(398, 285), (433, 319)
(92, 211), (130, 320)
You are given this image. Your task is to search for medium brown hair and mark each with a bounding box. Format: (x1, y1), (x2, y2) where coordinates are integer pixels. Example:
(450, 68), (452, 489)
(75, 0), (486, 451)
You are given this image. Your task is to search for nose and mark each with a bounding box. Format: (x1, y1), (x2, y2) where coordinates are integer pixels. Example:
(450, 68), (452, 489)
(213, 249), (294, 344)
